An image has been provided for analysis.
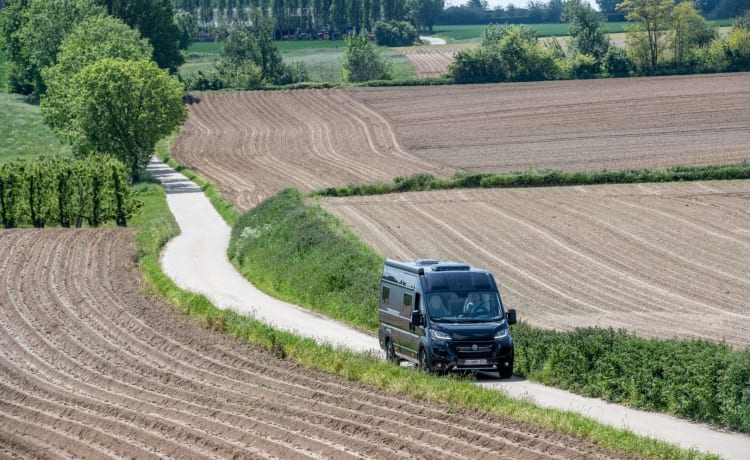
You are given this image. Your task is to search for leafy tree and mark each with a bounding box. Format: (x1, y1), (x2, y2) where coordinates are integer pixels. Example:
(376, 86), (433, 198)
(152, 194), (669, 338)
(67, 58), (187, 179)
(175, 10), (197, 50)
(595, 0), (620, 14)
(495, 25), (559, 81)
(617, 0), (675, 72)
(374, 20), (418, 46)
(724, 23), (750, 70)
(217, 13), (305, 87)
(342, 33), (391, 82)
(41, 14), (153, 141)
(563, 0), (610, 61)
(97, 0), (184, 72)
(406, 0), (444, 33)
(602, 46), (632, 76)
(449, 46), (505, 83)
(669, 1), (716, 68)
(0, 0), (105, 96)
(466, 0), (488, 9)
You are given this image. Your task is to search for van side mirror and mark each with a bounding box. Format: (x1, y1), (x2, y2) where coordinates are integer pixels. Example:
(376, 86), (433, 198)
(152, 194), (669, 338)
(506, 308), (517, 325)
(410, 310), (423, 328)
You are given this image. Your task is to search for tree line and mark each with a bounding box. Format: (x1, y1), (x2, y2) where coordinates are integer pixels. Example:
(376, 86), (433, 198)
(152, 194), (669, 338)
(172, 0), (445, 37)
(450, 1), (750, 84)
(0, 156), (141, 228)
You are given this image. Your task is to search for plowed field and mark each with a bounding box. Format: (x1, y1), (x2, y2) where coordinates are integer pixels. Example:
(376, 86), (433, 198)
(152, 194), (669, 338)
(0, 229), (632, 459)
(345, 73), (750, 173)
(320, 181), (750, 348)
(401, 49), (458, 78)
(173, 90), (455, 210)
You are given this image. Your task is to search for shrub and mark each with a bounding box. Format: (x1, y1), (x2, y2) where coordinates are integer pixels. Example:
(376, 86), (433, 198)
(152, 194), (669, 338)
(374, 20), (418, 47)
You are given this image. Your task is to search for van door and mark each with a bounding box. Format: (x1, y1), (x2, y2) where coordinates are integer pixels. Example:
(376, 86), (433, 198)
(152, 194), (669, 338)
(400, 292), (422, 360)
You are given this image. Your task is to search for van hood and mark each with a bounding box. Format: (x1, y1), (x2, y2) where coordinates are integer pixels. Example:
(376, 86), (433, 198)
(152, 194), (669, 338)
(435, 322), (505, 341)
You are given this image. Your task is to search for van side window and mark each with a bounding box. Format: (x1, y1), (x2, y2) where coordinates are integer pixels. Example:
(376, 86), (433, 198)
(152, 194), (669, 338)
(381, 286), (390, 304)
(402, 293), (413, 315)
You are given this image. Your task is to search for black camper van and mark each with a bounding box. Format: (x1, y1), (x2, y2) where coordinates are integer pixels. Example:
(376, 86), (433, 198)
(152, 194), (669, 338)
(378, 259), (517, 378)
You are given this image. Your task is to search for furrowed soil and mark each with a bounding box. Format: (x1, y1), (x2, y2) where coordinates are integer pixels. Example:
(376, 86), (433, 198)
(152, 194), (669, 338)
(0, 228), (633, 459)
(400, 49), (459, 78)
(320, 181), (750, 348)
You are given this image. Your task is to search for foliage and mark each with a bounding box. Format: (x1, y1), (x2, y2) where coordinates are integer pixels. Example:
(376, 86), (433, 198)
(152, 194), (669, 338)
(97, 0), (184, 72)
(228, 189), (382, 331)
(563, 0), (610, 61)
(0, 156), (139, 228)
(451, 24), (561, 83)
(723, 25), (750, 70)
(374, 20), (418, 47)
(58, 58), (187, 180)
(41, 14), (153, 143)
(669, 2), (717, 69)
(406, 0), (444, 33)
(569, 52), (599, 78)
(174, 10), (197, 51)
(512, 323), (750, 432)
(312, 163), (750, 197)
(617, 0), (675, 72)
(342, 33), (391, 83)
(601, 46), (632, 76)
(216, 14), (306, 88)
(0, 0), (106, 97)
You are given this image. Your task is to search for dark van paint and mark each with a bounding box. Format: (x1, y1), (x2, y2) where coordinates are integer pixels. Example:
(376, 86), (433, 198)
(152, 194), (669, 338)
(378, 259), (517, 378)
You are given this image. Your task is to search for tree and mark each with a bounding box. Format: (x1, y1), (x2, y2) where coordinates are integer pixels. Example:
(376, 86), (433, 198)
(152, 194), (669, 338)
(175, 10), (197, 50)
(342, 32), (391, 82)
(669, 1), (716, 68)
(0, 0), (105, 96)
(67, 58), (187, 179)
(595, 0), (620, 15)
(617, 0), (675, 71)
(563, 0), (609, 61)
(41, 14), (154, 141)
(406, 0), (444, 33)
(97, 0), (184, 72)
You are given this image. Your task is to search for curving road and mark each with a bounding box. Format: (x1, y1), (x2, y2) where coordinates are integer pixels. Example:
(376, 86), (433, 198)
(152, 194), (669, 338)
(149, 158), (750, 460)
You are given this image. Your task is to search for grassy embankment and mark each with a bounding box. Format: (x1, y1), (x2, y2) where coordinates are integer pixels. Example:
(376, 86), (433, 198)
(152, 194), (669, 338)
(0, 53), (70, 163)
(313, 164), (750, 197)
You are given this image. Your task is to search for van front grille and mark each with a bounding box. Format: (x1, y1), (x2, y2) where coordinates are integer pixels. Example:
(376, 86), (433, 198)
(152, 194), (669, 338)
(455, 344), (493, 354)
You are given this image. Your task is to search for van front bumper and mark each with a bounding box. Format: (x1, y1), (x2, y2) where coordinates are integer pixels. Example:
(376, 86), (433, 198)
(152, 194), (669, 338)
(429, 339), (513, 373)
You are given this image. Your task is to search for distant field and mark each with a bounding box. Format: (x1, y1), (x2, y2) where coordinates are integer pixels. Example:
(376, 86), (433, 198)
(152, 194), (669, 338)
(184, 39), (413, 83)
(432, 19), (731, 42)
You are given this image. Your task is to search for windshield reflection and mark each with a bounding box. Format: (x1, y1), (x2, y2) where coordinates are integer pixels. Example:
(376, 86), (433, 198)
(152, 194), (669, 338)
(426, 291), (504, 322)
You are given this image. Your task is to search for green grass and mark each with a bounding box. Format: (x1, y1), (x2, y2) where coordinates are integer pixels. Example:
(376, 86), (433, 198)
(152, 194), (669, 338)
(313, 164), (750, 197)
(134, 157), (718, 459)
(0, 93), (71, 164)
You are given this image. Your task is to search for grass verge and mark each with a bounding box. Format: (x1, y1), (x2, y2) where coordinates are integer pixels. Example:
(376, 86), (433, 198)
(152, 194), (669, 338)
(135, 161), (718, 459)
(312, 163), (750, 197)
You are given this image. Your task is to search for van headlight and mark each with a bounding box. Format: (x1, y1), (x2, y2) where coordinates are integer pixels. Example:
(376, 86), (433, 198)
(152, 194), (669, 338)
(430, 329), (452, 341)
(494, 329), (508, 340)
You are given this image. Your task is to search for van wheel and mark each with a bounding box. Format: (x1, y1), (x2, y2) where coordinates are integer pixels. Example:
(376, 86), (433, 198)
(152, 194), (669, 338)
(386, 339), (398, 364)
(418, 348), (431, 373)
(499, 361), (513, 379)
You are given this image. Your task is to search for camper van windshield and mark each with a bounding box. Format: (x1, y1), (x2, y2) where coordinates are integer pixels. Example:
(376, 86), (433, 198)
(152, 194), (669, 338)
(426, 291), (505, 322)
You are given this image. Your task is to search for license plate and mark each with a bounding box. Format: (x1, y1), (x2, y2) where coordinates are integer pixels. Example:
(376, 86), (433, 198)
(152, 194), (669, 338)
(463, 359), (488, 365)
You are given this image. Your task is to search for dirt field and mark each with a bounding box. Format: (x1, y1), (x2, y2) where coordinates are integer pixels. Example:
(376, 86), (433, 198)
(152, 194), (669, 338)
(400, 49), (459, 78)
(345, 73), (750, 173)
(0, 229), (633, 459)
(173, 90), (455, 211)
(174, 74), (750, 213)
(320, 181), (750, 348)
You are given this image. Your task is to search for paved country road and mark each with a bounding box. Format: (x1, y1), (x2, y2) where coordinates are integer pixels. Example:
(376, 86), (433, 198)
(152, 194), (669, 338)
(150, 158), (750, 460)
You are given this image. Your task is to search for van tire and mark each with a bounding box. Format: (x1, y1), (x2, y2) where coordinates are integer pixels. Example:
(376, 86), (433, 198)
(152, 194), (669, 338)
(418, 348), (431, 373)
(386, 339), (398, 364)
(499, 361), (513, 379)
